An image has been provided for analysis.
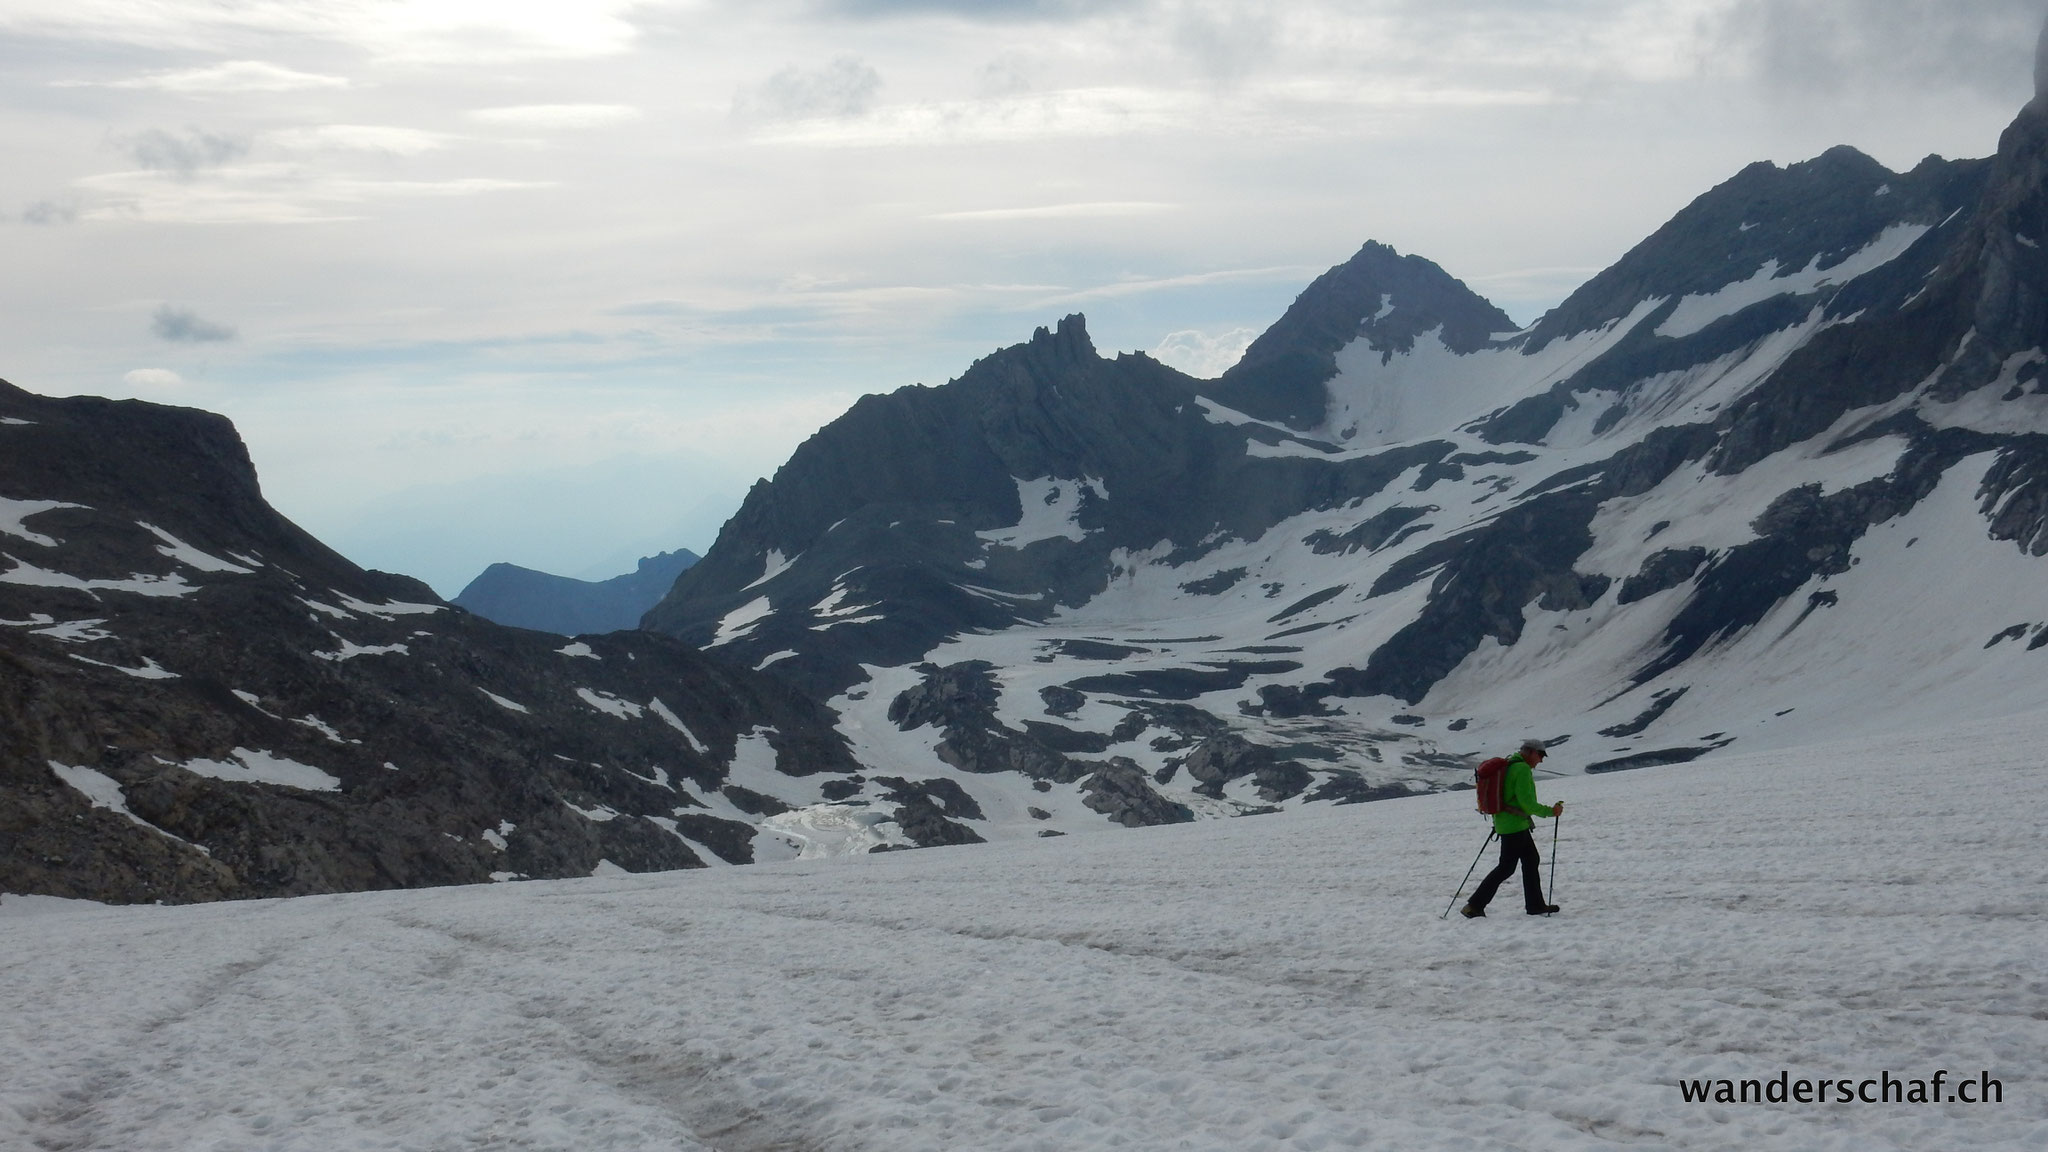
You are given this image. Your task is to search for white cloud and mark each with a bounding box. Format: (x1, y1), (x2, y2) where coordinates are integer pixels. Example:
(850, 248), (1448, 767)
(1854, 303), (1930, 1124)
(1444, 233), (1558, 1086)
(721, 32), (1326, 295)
(749, 86), (1192, 145)
(1029, 265), (1323, 307)
(73, 166), (547, 225)
(466, 104), (643, 129)
(105, 60), (349, 93)
(123, 368), (186, 388)
(267, 125), (454, 155)
(929, 201), (1175, 221)
(0, 1), (649, 64)
(1150, 326), (1255, 378)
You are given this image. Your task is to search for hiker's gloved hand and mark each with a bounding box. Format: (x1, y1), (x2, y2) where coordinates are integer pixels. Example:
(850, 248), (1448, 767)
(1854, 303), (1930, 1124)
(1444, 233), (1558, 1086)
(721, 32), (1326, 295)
(1553, 800), (1565, 815)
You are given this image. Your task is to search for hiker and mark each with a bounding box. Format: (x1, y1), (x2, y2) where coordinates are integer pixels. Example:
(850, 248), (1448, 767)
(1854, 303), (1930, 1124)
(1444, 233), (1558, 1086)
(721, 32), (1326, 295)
(1462, 739), (1564, 917)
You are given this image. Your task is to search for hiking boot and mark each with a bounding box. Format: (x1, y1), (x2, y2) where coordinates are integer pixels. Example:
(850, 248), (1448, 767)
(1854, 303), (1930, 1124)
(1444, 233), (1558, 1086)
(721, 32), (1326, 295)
(1527, 904), (1560, 916)
(1459, 903), (1484, 918)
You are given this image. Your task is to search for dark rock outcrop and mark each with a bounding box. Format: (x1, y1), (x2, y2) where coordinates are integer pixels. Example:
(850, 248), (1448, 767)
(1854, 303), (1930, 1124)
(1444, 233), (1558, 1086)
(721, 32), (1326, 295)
(1179, 733), (1315, 801)
(874, 775), (986, 821)
(1080, 758), (1194, 827)
(889, 797), (986, 847)
(1597, 687), (1690, 738)
(1616, 548), (1710, 604)
(888, 662), (1082, 782)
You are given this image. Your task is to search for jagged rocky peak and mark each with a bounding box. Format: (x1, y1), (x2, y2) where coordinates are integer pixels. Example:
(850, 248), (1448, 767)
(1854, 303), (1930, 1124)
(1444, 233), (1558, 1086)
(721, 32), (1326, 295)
(1203, 240), (1515, 430)
(1025, 311), (1097, 369)
(654, 312), (1119, 606)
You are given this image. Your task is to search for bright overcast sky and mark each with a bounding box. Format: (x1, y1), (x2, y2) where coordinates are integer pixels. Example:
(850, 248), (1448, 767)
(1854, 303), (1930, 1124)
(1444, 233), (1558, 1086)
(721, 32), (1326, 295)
(1, 0), (2039, 594)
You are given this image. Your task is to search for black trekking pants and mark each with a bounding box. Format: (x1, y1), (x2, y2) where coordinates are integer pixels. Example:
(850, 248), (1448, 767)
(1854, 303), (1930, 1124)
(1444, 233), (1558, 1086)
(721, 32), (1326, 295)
(1468, 829), (1546, 913)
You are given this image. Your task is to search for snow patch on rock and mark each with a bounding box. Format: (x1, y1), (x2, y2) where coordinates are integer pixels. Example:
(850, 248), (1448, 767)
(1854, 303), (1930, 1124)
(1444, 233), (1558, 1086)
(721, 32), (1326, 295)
(0, 554), (197, 598)
(576, 688), (644, 720)
(1655, 222), (1930, 339)
(646, 697), (708, 752)
(0, 498), (84, 548)
(313, 637), (408, 661)
(180, 748), (341, 792)
(139, 523), (254, 574)
(978, 477), (1105, 549)
(333, 592), (442, 619)
(711, 596), (773, 647)
(68, 653), (178, 680)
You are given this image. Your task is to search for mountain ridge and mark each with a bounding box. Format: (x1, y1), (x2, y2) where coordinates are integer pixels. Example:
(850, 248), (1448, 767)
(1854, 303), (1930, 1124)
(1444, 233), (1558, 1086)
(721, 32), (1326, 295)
(640, 96), (2048, 845)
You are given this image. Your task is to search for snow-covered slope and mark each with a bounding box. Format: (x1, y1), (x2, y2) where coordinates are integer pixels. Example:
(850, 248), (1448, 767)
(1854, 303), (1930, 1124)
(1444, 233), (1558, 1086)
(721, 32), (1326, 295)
(639, 97), (2048, 848)
(4, 712), (2040, 1151)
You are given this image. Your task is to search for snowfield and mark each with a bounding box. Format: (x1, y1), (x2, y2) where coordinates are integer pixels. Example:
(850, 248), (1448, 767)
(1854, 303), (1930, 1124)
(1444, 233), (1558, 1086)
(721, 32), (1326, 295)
(4, 715), (2043, 1151)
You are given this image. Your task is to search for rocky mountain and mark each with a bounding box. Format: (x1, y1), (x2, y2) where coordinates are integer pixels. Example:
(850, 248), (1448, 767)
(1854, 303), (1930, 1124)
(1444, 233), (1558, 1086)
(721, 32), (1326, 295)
(453, 549), (699, 636)
(644, 94), (2048, 843)
(0, 383), (985, 905)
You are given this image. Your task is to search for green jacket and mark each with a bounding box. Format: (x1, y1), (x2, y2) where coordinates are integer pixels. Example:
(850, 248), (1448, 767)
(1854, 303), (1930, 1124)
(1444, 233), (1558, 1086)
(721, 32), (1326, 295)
(1491, 753), (1556, 835)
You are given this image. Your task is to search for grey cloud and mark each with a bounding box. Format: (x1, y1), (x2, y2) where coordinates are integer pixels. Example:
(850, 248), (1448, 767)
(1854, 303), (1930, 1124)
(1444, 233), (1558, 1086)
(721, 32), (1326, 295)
(977, 55), (1034, 97)
(1717, 0), (2045, 103)
(2036, 12), (2048, 99)
(22, 199), (78, 226)
(1173, 3), (1278, 85)
(734, 57), (882, 120)
(151, 305), (236, 343)
(129, 127), (251, 179)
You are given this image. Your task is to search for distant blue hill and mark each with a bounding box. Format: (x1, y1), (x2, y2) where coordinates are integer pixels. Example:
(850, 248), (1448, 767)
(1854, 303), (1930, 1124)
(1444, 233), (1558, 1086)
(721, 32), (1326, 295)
(454, 549), (699, 636)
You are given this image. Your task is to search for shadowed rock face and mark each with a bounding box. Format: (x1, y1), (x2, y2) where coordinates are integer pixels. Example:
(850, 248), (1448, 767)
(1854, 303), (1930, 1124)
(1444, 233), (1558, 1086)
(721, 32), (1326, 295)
(0, 382), (859, 904)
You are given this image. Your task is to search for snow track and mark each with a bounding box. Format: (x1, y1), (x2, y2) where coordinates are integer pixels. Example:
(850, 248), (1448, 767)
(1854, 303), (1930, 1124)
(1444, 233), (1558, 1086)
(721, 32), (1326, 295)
(3, 715), (2042, 1150)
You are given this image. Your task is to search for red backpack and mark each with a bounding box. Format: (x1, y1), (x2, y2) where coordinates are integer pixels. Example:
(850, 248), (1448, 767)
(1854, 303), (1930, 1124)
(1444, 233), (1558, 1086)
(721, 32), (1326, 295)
(1474, 756), (1509, 815)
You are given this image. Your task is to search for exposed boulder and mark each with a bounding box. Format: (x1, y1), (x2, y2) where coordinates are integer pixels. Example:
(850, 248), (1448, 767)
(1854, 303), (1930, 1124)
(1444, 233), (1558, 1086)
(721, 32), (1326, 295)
(1080, 758), (1195, 827)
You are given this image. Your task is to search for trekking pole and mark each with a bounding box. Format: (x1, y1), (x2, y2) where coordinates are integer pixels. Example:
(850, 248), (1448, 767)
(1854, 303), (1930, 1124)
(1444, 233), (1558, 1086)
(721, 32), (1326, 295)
(1549, 811), (1561, 905)
(1440, 829), (1497, 920)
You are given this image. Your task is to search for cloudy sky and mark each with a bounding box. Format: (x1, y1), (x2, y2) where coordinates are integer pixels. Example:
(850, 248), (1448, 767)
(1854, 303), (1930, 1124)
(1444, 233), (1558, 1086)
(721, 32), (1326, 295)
(1, 0), (2040, 593)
